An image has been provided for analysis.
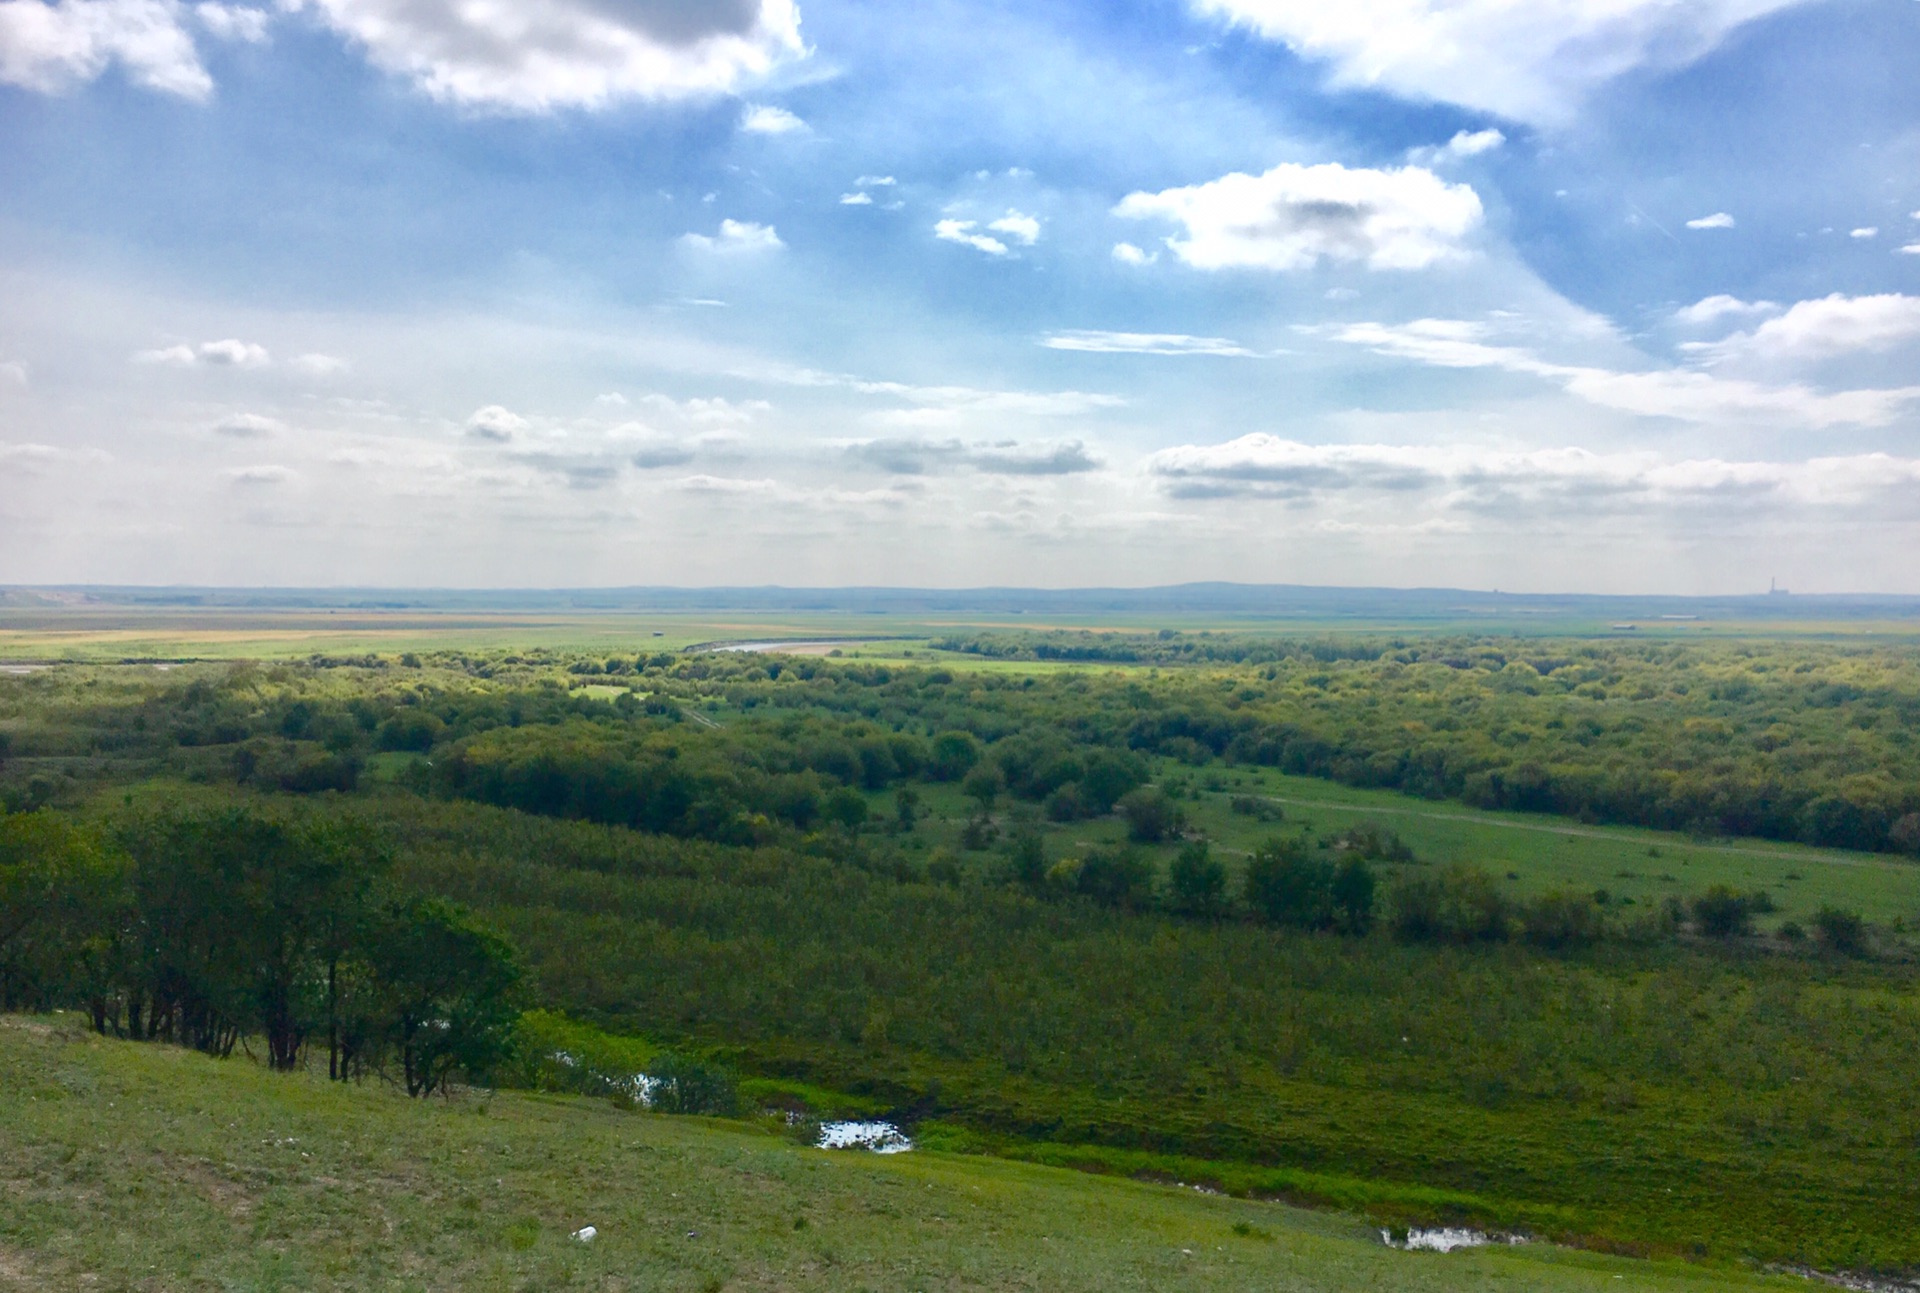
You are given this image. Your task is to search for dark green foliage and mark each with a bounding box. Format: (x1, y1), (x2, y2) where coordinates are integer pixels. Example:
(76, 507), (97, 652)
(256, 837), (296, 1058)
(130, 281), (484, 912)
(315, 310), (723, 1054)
(1811, 905), (1868, 957)
(1330, 856), (1377, 934)
(1690, 886), (1754, 939)
(1168, 841), (1227, 919)
(1070, 845), (1156, 910)
(1390, 866), (1514, 943)
(373, 897), (521, 1097)
(961, 764), (1004, 811)
(1521, 889), (1603, 949)
(645, 1051), (741, 1116)
(1119, 786), (1178, 843)
(1242, 836), (1334, 929)
(927, 730), (982, 781)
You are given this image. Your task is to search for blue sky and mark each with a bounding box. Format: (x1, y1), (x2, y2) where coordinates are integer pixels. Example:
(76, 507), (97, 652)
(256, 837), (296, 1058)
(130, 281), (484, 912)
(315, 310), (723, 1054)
(2, 0), (1918, 591)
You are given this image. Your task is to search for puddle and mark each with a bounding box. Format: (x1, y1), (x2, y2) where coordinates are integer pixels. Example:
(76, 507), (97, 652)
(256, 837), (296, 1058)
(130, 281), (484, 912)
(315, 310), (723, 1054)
(816, 1121), (914, 1153)
(1775, 1266), (1920, 1293)
(1382, 1227), (1527, 1253)
(0, 664), (46, 675)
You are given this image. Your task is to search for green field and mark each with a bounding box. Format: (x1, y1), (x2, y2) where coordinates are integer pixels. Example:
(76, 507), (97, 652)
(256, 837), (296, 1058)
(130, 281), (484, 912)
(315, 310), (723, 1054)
(0, 1015), (1804, 1293)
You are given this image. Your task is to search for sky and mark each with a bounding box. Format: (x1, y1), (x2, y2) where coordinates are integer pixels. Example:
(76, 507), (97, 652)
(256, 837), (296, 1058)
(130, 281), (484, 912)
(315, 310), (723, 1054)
(1, 0), (1918, 593)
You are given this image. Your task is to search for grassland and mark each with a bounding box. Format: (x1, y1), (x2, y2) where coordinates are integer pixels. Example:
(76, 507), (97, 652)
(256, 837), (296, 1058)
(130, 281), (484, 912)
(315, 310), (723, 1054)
(888, 765), (1920, 929)
(0, 1015), (1812, 1292)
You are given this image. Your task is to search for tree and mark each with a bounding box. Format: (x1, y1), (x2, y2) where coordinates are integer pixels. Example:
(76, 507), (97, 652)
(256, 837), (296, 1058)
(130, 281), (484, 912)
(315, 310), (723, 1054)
(1074, 845), (1156, 910)
(962, 764), (1004, 813)
(822, 786), (869, 834)
(1168, 841), (1226, 919)
(1890, 812), (1920, 857)
(372, 899), (520, 1098)
(0, 812), (129, 1014)
(1330, 855), (1377, 934)
(1811, 905), (1867, 957)
(1521, 889), (1601, 949)
(1690, 886), (1753, 939)
(1242, 837), (1333, 929)
(1000, 828), (1047, 893)
(893, 786), (921, 833)
(1119, 787), (1178, 844)
(928, 731), (982, 782)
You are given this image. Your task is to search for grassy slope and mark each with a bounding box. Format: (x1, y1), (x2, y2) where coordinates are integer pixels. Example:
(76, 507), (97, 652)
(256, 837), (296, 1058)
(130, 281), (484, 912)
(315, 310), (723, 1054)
(0, 1017), (1798, 1293)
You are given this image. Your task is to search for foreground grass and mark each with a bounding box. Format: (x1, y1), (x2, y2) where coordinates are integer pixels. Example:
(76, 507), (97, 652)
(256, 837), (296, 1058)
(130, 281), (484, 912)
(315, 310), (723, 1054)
(0, 1017), (1803, 1293)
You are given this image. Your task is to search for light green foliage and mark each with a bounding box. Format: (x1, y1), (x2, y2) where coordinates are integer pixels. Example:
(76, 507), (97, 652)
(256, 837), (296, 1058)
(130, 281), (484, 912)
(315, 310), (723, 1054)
(0, 1018), (1795, 1292)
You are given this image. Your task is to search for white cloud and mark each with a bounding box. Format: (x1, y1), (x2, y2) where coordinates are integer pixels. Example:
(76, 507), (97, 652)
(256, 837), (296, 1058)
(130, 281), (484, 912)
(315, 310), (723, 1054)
(213, 412), (282, 437)
(1041, 330), (1259, 357)
(1444, 128), (1505, 157)
(846, 437), (1102, 476)
(0, 0), (212, 98)
(855, 175), (896, 187)
(1115, 162), (1482, 272)
(194, 3), (264, 41)
(1850, 227), (1878, 240)
(839, 191), (873, 205)
(465, 405), (526, 442)
(640, 394), (766, 423)
(934, 219), (1009, 257)
(225, 463), (293, 486)
(1696, 293), (1920, 365)
(1903, 244), (1920, 257)
(1111, 242), (1156, 266)
(295, 0), (805, 113)
(740, 102), (804, 134)
(681, 219), (783, 253)
(1144, 433), (1920, 519)
(1671, 294), (1777, 327)
(290, 352), (348, 375)
(1337, 317), (1920, 427)
(0, 360), (26, 387)
(1189, 0), (1807, 124)
(987, 210), (1041, 245)
(134, 338), (270, 367)
(1686, 212), (1736, 230)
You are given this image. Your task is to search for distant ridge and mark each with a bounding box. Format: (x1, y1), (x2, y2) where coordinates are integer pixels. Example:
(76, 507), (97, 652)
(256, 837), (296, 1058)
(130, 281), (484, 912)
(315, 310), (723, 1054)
(5, 583), (1920, 621)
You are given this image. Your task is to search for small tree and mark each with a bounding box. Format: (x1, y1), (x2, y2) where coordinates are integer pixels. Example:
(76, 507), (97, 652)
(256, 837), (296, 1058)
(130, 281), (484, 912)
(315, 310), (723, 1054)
(1889, 812), (1920, 857)
(1242, 837), (1334, 930)
(1691, 885), (1753, 939)
(999, 829), (1047, 893)
(1075, 845), (1156, 910)
(373, 899), (521, 1098)
(1118, 787), (1178, 844)
(822, 786), (869, 834)
(1811, 905), (1867, 957)
(1168, 841), (1227, 919)
(1521, 889), (1602, 949)
(961, 764), (1004, 813)
(893, 786), (921, 833)
(1330, 856), (1377, 934)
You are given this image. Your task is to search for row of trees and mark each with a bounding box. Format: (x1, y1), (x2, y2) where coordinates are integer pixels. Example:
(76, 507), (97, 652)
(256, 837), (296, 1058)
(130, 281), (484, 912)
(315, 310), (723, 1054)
(0, 807), (519, 1096)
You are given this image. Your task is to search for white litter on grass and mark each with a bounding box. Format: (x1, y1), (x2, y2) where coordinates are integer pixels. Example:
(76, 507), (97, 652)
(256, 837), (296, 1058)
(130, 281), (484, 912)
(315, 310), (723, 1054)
(817, 1121), (914, 1153)
(571, 1225), (597, 1243)
(1382, 1227), (1527, 1252)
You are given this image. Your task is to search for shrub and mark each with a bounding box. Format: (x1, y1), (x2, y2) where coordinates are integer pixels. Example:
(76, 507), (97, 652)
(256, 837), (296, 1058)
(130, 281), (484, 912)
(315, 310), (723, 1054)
(1390, 867), (1513, 943)
(1074, 845), (1156, 910)
(1168, 841), (1227, 919)
(1690, 886), (1754, 939)
(1119, 787), (1179, 843)
(1522, 889), (1603, 949)
(1811, 906), (1868, 957)
(646, 1051), (741, 1116)
(1243, 837), (1333, 930)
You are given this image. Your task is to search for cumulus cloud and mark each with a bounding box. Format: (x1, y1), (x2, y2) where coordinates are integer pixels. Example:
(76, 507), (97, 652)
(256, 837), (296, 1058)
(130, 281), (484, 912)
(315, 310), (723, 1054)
(1189, 0), (1807, 124)
(1671, 294), (1778, 327)
(1903, 244), (1920, 257)
(0, 0), (212, 98)
(1114, 162), (1482, 272)
(846, 437), (1102, 477)
(213, 412), (282, 437)
(194, 2), (264, 41)
(639, 393), (766, 423)
(1693, 293), (1920, 365)
(288, 0), (804, 112)
(987, 210), (1041, 245)
(1111, 242), (1156, 266)
(1849, 227), (1878, 240)
(934, 219), (1009, 256)
(1144, 433), (1920, 521)
(681, 219), (783, 253)
(291, 352), (348, 375)
(1338, 317), (1920, 427)
(1041, 330), (1259, 357)
(740, 102), (804, 133)
(1445, 128), (1504, 157)
(1686, 212), (1736, 230)
(855, 175), (895, 187)
(134, 338), (270, 367)
(465, 405), (526, 441)
(629, 441), (697, 469)
(839, 191), (873, 205)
